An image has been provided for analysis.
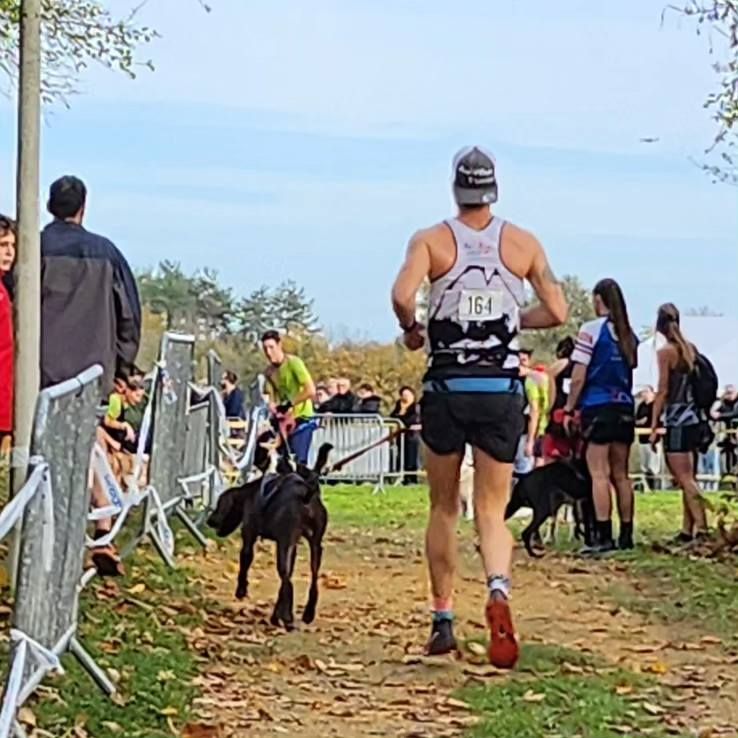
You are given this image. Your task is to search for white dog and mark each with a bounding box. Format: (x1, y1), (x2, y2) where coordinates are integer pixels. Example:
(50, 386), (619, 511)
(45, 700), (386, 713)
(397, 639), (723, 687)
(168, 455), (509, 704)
(459, 445), (475, 520)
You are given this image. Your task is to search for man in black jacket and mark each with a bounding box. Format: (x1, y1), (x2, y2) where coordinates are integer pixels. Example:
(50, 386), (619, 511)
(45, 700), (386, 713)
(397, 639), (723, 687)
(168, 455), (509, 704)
(41, 176), (141, 394)
(356, 383), (382, 414)
(41, 175), (141, 576)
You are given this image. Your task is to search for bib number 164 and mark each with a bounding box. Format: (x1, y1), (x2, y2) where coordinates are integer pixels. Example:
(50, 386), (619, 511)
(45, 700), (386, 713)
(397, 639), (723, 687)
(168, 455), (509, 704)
(458, 289), (503, 322)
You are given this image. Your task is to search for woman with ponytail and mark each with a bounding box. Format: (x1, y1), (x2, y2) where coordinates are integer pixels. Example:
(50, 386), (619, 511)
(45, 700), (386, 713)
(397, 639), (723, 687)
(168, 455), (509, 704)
(564, 279), (638, 554)
(649, 303), (708, 543)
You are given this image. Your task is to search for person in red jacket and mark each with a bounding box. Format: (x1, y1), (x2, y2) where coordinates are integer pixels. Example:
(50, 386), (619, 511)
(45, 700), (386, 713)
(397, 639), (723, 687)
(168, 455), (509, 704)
(0, 215), (15, 437)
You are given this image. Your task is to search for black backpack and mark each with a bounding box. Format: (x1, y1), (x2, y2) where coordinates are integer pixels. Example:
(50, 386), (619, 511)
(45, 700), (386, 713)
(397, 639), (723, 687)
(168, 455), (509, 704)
(690, 351), (718, 411)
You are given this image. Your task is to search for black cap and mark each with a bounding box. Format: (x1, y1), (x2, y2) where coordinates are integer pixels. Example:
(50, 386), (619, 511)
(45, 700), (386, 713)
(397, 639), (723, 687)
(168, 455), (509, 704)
(452, 146), (498, 206)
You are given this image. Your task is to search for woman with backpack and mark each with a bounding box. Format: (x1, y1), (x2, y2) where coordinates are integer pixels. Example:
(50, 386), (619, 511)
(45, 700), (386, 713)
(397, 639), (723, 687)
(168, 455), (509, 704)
(564, 279), (638, 554)
(649, 303), (711, 543)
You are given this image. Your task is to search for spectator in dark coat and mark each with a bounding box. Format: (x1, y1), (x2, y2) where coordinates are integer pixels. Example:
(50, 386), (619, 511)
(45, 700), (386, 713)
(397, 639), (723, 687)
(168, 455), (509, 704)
(41, 176), (141, 394)
(221, 370), (246, 419)
(40, 177), (141, 577)
(391, 385), (421, 485)
(321, 377), (357, 414)
(0, 215), (16, 436)
(356, 383), (382, 414)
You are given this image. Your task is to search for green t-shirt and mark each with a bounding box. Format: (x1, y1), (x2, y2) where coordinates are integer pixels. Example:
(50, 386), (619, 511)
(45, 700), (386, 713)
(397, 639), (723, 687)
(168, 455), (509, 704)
(269, 356), (314, 420)
(525, 374), (550, 437)
(106, 392), (125, 421)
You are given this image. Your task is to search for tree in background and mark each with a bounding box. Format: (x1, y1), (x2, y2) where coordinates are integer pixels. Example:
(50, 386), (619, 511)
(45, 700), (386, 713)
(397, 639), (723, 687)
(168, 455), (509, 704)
(520, 275), (596, 361)
(668, 1), (738, 184)
(0, 0), (158, 104)
(236, 280), (320, 342)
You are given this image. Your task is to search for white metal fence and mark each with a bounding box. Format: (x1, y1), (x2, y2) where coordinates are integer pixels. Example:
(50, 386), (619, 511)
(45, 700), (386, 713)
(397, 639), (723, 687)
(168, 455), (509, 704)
(0, 333), (240, 737)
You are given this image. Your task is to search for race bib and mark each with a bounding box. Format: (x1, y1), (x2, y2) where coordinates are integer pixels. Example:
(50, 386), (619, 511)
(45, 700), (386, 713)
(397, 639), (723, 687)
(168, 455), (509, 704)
(458, 289), (504, 322)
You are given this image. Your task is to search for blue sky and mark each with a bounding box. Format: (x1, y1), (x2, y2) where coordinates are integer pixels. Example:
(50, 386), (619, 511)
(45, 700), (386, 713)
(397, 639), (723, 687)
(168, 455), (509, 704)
(1, 0), (736, 340)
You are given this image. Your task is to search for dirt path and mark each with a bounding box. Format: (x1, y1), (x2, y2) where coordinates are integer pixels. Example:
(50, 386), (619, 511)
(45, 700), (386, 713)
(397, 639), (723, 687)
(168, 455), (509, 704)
(183, 528), (738, 738)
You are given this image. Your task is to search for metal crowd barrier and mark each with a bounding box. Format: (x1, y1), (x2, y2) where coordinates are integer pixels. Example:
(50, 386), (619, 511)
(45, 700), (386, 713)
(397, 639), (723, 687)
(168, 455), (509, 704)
(630, 427), (737, 492)
(306, 414), (405, 492)
(0, 366), (106, 738)
(0, 332), (234, 735)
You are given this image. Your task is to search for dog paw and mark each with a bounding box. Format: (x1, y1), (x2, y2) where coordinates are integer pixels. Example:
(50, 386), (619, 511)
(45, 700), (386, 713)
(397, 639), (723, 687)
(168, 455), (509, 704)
(302, 608), (316, 625)
(270, 612), (281, 627)
(235, 585), (248, 600)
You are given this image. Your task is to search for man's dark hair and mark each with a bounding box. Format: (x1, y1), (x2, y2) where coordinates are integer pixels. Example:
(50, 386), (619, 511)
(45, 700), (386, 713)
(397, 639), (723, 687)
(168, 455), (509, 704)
(261, 329), (281, 344)
(519, 348), (533, 358)
(224, 370), (238, 385)
(555, 337), (575, 359)
(48, 175), (87, 220)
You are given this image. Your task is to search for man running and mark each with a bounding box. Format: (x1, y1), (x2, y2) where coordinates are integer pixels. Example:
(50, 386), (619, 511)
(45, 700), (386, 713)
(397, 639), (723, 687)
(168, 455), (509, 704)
(391, 146), (567, 668)
(261, 330), (317, 464)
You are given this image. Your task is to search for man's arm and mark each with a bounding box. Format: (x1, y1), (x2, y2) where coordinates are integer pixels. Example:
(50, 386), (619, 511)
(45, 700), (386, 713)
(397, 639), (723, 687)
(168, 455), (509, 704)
(519, 232), (568, 329)
(112, 247), (142, 372)
(391, 233), (431, 330)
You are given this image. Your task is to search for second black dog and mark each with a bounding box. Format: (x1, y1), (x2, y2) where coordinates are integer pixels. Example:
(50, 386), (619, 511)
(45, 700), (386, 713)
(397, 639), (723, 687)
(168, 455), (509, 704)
(505, 459), (595, 557)
(207, 443), (332, 629)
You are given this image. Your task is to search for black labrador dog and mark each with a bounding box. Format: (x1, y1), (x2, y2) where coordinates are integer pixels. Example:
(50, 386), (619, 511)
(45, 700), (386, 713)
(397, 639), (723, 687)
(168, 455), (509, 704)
(505, 459), (595, 557)
(207, 442), (332, 630)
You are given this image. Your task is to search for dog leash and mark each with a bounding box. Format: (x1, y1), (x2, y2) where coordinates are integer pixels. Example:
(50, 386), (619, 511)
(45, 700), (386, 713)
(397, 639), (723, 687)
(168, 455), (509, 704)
(328, 427), (409, 473)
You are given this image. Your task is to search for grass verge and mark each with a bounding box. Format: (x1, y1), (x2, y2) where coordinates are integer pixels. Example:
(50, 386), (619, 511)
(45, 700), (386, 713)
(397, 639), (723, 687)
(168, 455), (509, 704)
(459, 643), (685, 738)
(30, 545), (208, 738)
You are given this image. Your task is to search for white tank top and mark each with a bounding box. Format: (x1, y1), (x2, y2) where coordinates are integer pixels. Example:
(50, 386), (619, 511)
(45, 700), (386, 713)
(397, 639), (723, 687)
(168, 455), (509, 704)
(426, 217), (525, 376)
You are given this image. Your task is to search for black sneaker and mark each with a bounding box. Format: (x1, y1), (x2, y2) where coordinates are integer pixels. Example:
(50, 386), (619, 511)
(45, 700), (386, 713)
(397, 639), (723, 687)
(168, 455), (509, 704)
(424, 619), (458, 656)
(579, 539), (617, 557)
(671, 532), (693, 546)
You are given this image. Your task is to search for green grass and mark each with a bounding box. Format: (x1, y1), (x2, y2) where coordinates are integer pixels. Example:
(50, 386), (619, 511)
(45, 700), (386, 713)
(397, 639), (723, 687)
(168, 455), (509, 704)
(458, 643), (684, 738)
(32, 545), (208, 738)
(322, 483), (429, 529)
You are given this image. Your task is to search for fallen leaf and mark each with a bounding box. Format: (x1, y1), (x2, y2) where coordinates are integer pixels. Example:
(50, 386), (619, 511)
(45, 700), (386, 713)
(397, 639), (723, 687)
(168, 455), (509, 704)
(18, 708), (36, 727)
(159, 706), (178, 717)
(642, 702), (666, 716)
(128, 582), (146, 595)
(462, 664), (506, 678)
(616, 686), (634, 696)
(100, 722), (123, 734)
(523, 690), (545, 703)
(466, 642), (486, 657)
(699, 636), (722, 645)
(562, 662), (585, 675)
(445, 698), (472, 711)
(158, 670), (176, 682)
(644, 662), (669, 675)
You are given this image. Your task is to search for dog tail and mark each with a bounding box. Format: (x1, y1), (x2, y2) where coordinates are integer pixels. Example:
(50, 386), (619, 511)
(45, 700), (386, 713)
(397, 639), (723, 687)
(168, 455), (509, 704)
(313, 443), (333, 475)
(504, 480), (525, 520)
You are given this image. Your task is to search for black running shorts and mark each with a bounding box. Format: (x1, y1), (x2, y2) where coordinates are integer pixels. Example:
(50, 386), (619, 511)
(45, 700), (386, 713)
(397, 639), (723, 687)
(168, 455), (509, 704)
(580, 404), (635, 446)
(664, 423), (704, 454)
(420, 391), (526, 463)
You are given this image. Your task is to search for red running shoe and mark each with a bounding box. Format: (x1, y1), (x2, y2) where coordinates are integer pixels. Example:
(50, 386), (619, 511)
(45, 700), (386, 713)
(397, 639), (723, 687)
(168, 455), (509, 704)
(486, 597), (519, 669)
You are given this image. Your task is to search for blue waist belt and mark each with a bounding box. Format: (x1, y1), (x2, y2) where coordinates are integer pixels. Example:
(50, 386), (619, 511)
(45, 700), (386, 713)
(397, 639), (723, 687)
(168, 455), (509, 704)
(422, 377), (523, 395)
